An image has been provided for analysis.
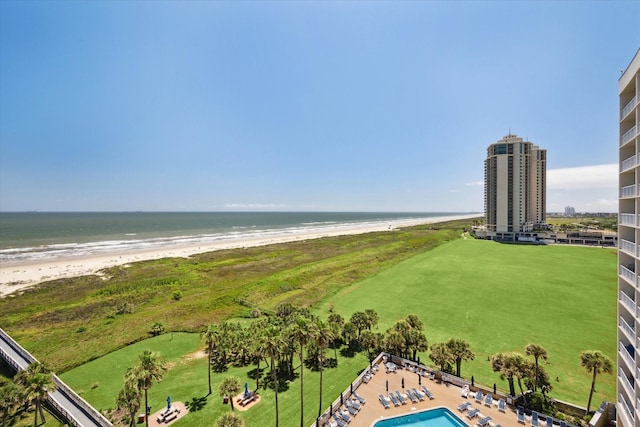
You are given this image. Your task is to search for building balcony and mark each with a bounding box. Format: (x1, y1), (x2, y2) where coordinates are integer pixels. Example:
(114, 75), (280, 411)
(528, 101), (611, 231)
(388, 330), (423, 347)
(620, 341), (635, 370)
(622, 154), (638, 171)
(620, 290), (637, 313)
(621, 239), (637, 256)
(618, 395), (635, 426)
(620, 264), (637, 287)
(620, 368), (635, 397)
(621, 213), (637, 226)
(622, 96), (637, 120)
(622, 125), (638, 146)
(620, 316), (636, 342)
(621, 184), (638, 198)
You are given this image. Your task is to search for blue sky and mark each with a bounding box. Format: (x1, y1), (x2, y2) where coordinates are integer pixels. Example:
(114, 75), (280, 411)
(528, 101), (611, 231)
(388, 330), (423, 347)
(0, 1), (638, 213)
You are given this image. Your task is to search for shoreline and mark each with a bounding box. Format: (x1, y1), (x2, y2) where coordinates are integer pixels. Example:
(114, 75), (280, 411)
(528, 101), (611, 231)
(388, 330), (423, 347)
(0, 214), (479, 297)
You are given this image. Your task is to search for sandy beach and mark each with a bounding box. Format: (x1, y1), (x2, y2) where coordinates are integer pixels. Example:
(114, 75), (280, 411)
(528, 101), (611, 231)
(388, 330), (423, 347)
(0, 214), (479, 297)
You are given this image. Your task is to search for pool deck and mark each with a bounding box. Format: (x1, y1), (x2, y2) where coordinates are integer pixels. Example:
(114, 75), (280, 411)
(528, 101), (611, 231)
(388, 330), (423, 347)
(339, 361), (520, 427)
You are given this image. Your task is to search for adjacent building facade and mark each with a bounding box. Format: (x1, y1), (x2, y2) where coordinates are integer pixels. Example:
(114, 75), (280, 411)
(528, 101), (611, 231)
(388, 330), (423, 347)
(484, 134), (547, 239)
(618, 48), (640, 427)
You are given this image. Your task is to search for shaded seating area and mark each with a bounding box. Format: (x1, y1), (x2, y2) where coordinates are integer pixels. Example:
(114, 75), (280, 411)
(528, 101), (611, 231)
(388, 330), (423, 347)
(236, 390), (259, 407)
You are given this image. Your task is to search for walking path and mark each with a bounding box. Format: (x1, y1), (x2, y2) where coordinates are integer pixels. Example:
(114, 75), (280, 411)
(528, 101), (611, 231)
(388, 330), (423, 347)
(0, 328), (112, 427)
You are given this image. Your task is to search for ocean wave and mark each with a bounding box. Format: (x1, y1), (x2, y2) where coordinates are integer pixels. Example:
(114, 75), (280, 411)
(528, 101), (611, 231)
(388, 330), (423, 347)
(0, 215), (457, 264)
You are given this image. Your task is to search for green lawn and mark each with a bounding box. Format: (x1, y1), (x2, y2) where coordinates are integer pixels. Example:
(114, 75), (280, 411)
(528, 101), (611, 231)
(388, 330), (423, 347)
(57, 238), (617, 427)
(317, 237), (617, 406)
(59, 333), (370, 427)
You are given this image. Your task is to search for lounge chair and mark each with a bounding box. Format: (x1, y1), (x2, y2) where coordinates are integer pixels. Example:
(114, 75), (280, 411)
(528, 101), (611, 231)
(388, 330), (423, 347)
(421, 385), (434, 399)
(395, 391), (407, 404)
(378, 394), (390, 409)
(494, 425), (502, 427)
(353, 391), (366, 404)
(475, 390), (483, 403)
(429, 371), (436, 380)
(337, 408), (351, 423)
(532, 411), (540, 427)
(545, 417), (553, 427)
(344, 403), (358, 416)
(405, 389), (418, 403)
(412, 387), (425, 400)
(560, 422), (567, 427)
(348, 399), (361, 411)
(325, 421), (337, 427)
(517, 406), (526, 424)
(461, 384), (469, 398)
(388, 393), (400, 406)
(466, 408), (480, 419)
(477, 416), (492, 427)
(457, 401), (472, 412)
(484, 394), (493, 406)
(332, 414), (348, 427)
(498, 399), (506, 412)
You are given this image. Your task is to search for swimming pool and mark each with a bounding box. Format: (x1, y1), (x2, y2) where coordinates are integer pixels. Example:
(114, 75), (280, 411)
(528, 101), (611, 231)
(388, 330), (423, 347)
(373, 407), (468, 427)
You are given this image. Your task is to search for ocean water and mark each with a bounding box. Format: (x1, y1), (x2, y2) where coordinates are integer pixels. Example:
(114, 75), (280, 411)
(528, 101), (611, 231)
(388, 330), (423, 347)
(0, 212), (465, 264)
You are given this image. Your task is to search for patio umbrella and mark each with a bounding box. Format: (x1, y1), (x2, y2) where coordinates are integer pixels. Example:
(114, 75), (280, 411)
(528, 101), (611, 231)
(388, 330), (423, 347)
(471, 376), (475, 386)
(386, 380), (389, 392)
(493, 383), (497, 394)
(418, 373), (421, 385)
(167, 396), (171, 410)
(401, 377), (405, 389)
(350, 383), (353, 393)
(340, 392), (343, 405)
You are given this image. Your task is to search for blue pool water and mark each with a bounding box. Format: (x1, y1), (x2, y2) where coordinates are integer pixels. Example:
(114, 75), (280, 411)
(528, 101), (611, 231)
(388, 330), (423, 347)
(373, 407), (468, 427)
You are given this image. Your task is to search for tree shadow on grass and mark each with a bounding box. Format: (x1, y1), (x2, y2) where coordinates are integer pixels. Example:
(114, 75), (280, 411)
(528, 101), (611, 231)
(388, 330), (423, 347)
(185, 396), (208, 412)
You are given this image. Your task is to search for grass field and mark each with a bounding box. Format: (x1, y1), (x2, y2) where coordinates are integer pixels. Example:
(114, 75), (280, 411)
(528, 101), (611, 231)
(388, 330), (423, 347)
(317, 238), (617, 406)
(53, 237), (617, 427)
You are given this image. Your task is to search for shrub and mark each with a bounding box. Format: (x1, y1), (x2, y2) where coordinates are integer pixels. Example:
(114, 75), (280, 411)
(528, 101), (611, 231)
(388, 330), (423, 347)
(172, 290), (182, 301)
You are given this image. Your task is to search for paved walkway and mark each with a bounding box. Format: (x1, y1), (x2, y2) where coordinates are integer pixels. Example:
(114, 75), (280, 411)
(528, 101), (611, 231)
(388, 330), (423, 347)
(339, 361), (519, 427)
(0, 328), (112, 427)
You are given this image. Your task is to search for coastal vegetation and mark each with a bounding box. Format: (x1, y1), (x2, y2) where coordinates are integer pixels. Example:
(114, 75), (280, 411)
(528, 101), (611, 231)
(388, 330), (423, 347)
(0, 218), (618, 426)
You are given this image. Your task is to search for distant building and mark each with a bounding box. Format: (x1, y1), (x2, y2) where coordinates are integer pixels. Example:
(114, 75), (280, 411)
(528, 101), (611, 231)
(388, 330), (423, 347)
(564, 206), (575, 216)
(617, 48), (640, 427)
(484, 134), (546, 240)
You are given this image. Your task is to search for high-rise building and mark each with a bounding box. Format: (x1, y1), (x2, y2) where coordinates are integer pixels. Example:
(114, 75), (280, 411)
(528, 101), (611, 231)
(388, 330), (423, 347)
(565, 206), (576, 216)
(484, 134), (546, 238)
(618, 48), (640, 427)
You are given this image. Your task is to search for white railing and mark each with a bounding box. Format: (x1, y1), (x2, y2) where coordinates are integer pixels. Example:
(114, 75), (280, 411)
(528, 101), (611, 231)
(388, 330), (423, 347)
(620, 394), (635, 422)
(622, 154), (638, 171)
(622, 96), (637, 119)
(621, 184), (637, 198)
(621, 213), (637, 226)
(620, 316), (636, 341)
(621, 239), (637, 255)
(620, 290), (636, 313)
(620, 264), (637, 286)
(620, 341), (635, 369)
(622, 125), (638, 146)
(620, 368), (635, 397)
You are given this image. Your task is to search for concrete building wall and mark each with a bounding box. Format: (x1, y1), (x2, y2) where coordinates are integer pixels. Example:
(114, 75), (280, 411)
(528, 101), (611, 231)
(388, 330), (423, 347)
(617, 48), (640, 427)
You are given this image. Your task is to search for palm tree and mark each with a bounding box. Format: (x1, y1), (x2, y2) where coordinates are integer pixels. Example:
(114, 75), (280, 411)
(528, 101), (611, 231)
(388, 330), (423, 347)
(215, 412), (245, 427)
(349, 311), (368, 339)
(201, 324), (220, 395)
(116, 377), (142, 427)
(315, 319), (332, 418)
(446, 338), (474, 377)
(364, 309), (379, 331)
(257, 324), (284, 427)
(0, 381), (22, 427)
(127, 350), (167, 427)
(327, 313), (344, 366)
(219, 376), (242, 411)
(580, 350), (613, 415)
(15, 362), (55, 427)
(490, 352), (517, 396)
(525, 344), (548, 391)
(291, 316), (314, 427)
(429, 342), (452, 372)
